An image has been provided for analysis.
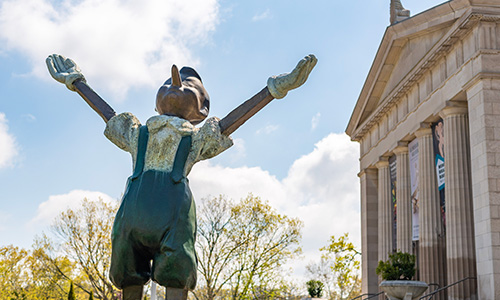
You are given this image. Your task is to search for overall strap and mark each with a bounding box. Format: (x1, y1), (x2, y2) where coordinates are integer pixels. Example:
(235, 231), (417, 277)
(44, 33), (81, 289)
(131, 125), (149, 180)
(171, 135), (192, 183)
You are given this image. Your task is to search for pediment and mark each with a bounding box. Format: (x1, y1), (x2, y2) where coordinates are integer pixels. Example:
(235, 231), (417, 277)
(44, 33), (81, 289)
(356, 21), (457, 133)
(346, 0), (472, 140)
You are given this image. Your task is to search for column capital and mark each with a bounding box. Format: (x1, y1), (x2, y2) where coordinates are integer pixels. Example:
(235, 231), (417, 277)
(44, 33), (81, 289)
(439, 101), (468, 118)
(414, 123), (432, 138)
(393, 141), (409, 155)
(358, 167), (377, 178)
(375, 156), (390, 168)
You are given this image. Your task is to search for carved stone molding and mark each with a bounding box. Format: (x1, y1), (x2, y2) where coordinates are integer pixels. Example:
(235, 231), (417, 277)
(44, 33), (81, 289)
(352, 13), (483, 141)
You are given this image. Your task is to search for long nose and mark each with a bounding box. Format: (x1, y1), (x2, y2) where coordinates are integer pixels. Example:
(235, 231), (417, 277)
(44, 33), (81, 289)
(171, 65), (182, 87)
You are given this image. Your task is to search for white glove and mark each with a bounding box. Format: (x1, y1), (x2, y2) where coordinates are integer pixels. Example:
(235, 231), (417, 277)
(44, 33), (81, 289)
(46, 54), (86, 91)
(267, 54), (317, 99)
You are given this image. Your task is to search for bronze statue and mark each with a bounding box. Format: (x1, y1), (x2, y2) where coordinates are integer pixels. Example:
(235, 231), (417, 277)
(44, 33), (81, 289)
(46, 53), (317, 300)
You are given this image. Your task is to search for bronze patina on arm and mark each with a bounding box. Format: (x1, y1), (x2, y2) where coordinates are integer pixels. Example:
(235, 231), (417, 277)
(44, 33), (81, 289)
(219, 54), (317, 135)
(46, 55), (116, 123)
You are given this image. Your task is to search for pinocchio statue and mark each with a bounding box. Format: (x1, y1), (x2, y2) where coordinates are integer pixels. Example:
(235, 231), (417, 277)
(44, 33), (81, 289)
(46, 53), (317, 300)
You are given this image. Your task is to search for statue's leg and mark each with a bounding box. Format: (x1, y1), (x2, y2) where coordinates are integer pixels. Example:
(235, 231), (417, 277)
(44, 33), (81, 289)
(166, 287), (188, 300)
(123, 285), (144, 300)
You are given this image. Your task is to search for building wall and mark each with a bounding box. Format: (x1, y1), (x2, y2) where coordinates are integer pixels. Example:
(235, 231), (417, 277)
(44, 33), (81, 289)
(350, 7), (500, 299)
(467, 76), (500, 300)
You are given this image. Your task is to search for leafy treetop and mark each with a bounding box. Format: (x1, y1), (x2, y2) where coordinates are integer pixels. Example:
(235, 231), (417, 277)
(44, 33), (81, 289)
(306, 279), (324, 298)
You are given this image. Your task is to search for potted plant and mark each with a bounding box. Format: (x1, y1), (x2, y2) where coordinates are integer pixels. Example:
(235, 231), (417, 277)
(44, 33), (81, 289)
(376, 251), (428, 300)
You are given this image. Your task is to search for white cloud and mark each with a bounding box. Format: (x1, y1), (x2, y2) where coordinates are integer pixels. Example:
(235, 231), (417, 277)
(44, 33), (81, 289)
(0, 211), (11, 231)
(22, 114), (36, 122)
(252, 9), (271, 22)
(256, 123), (279, 135)
(0, 0), (220, 100)
(311, 112), (320, 130)
(0, 112), (18, 168)
(29, 189), (115, 227)
(189, 132), (360, 279)
(228, 137), (246, 162)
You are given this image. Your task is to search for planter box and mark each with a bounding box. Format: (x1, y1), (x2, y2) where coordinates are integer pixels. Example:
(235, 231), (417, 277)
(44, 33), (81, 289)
(379, 280), (428, 300)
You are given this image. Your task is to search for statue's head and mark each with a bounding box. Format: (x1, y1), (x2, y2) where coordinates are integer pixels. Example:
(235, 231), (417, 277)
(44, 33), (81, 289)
(156, 65), (210, 125)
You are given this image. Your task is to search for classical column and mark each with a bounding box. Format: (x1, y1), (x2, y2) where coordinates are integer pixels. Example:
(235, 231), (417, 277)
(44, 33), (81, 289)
(394, 143), (412, 254)
(440, 106), (477, 300)
(415, 125), (447, 296)
(377, 157), (392, 264)
(359, 168), (379, 296)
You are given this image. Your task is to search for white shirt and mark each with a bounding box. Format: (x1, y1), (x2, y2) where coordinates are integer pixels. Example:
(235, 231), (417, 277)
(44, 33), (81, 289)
(104, 113), (233, 176)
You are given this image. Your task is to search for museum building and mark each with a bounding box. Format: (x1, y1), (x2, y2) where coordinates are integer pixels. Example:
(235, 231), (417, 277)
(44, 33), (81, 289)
(346, 1), (500, 299)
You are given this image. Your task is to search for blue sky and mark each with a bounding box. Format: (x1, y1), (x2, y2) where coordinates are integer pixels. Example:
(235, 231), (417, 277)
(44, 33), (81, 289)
(0, 0), (443, 280)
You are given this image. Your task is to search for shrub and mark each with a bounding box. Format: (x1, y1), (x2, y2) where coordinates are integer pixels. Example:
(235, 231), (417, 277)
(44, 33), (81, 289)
(375, 251), (416, 280)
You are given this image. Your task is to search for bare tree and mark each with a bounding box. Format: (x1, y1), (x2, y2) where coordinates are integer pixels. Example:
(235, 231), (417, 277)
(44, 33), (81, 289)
(195, 195), (237, 300)
(38, 198), (119, 300)
(195, 194), (303, 300)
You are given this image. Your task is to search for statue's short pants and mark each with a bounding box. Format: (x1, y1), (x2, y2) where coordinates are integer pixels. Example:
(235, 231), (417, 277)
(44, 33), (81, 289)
(109, 169), (197, 290)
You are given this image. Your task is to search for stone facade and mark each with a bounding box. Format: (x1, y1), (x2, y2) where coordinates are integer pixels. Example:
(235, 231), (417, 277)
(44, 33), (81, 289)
(346, 1), (500, 299)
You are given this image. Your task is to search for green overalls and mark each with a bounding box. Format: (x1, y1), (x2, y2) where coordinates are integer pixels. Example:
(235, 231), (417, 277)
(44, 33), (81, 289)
(109, 125), (197, 290)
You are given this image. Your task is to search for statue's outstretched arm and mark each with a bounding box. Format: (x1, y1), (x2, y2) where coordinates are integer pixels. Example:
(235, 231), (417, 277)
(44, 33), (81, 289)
(219, 54), (317, 136)
(46, 54), (116, 123)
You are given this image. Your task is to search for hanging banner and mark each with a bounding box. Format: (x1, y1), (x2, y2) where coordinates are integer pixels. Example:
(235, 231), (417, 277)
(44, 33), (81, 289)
(432, 119), (446, 227)
(409, 139), (419, 241)
(389, 155), (397, 251)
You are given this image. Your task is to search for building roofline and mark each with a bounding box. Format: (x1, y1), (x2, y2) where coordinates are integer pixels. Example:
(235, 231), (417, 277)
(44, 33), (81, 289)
(346, 0), (471, 140)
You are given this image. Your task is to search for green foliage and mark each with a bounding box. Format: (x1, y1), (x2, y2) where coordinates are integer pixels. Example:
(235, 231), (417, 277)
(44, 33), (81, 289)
(306, 233), (361, 300)
(376, 251), (416, 281)
(0, 245), (29, 300)
(68, 281), (76, 300)
(0, 243), (76, 299)
(306, 280), (324, 298)
(0, 198), (120, 300)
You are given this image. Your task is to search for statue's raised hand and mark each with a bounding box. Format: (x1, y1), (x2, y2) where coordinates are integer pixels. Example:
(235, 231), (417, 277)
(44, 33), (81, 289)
(46, 54), (86, 91)
(267, 54), (317, 99)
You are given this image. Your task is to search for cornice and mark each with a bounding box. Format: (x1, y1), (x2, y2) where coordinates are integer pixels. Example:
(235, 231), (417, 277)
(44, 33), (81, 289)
(462, 70), (500, 91)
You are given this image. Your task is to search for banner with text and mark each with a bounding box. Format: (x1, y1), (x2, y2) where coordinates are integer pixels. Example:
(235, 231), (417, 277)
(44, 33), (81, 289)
(409, 139), (419, 241)
(389, 155), (397, 251)
(432, 119), (446, 228)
